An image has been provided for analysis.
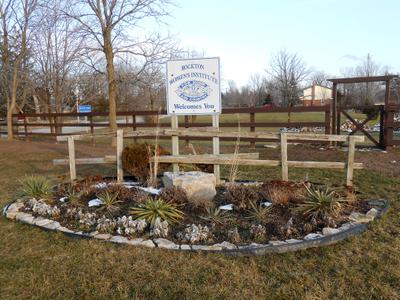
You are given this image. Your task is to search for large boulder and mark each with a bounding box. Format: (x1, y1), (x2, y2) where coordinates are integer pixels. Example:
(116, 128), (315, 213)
(162, 171), (216, 203)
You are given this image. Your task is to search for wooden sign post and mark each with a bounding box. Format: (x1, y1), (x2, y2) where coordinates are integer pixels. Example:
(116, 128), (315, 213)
(166, 57), (222, 180)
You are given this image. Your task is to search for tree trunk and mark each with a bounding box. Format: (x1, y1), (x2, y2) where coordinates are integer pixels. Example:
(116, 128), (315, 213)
(7, 65), (19, 140)
(104, 32), (117, 133)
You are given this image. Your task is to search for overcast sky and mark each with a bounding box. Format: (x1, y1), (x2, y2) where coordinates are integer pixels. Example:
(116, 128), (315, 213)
(164, 0), (400, 88)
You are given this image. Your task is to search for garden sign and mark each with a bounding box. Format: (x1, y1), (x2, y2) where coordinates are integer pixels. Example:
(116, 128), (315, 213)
(166, 57), (221, 115)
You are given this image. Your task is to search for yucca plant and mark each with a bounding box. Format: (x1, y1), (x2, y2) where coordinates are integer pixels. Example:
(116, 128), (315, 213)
(96, 190), (122, 216)
(294, 185), (344, 219)
(65, 187), (83, 207)
(20, 175), (53, 199)
(130, 198), (184, 225)
(200, 207), (229, 225)
(246, 201), (270, 223)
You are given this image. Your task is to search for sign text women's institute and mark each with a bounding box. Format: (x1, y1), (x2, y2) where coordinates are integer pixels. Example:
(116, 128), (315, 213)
(166, 58), (221, 115)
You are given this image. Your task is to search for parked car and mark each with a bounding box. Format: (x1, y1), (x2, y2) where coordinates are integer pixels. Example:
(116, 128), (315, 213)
(280, 127), (300, 133)
(371, 124), (381, 132)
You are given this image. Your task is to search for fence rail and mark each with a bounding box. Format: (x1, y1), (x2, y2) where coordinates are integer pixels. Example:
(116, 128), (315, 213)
(53, 129), (364, 187)
(5, 106), (331, 146)
(2, 103), (399, 148)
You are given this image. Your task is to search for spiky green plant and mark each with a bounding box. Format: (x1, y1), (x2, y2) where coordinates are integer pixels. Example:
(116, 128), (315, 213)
(20, 175), (53, 199)
(65, 187), (83, 207)
(294, 185), (344, 219)
(130, 198), (184, 225)
(246, 201), (270, 223)
(96, 190), (122, 216)
(200, 207), (229, 225)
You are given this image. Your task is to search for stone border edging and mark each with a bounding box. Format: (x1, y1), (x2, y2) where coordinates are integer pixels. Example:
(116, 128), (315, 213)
(2, 199), (389, 256)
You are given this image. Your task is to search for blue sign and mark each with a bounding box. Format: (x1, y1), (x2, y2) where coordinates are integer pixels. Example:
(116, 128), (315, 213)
(176, 80), (212, 102)
(78, 105), (92, 113)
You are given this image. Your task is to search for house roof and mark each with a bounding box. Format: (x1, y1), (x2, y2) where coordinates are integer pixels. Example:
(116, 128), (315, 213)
(328, 75), (399, 84)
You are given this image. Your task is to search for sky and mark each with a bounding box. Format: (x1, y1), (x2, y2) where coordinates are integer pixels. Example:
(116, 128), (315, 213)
(162, 0), (400, 89)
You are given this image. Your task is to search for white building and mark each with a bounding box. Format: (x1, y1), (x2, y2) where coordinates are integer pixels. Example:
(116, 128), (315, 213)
(300, 84), (332, 106)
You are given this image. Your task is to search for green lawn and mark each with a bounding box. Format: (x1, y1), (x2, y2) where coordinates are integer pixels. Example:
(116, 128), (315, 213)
(0, 139), (399, 299)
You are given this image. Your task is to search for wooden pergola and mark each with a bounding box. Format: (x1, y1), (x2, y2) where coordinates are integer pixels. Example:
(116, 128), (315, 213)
(328, 75), (399, 148)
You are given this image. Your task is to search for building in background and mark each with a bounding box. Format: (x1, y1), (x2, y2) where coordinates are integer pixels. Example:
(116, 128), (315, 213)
(300, 84), (332, 106)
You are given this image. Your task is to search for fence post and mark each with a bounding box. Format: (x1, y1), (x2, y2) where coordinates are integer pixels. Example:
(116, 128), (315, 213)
(250, 112), (255, 148)
(24, 116), (28, 140)
(171, 115), (179, 173)
(184, 115), (190, 146)
(346, 136), (356, 187)
(385, 105), (395, 148)
(212, 114), (220, 183)
(379, 105), (385, 148)
(116, 129), (124, 183)
(68, 136), (76, 182)
(280, 133), (288, 181)
(89, 115), (94, 135)
(132, 114), (137, 143)
(325, 105), (331, 135)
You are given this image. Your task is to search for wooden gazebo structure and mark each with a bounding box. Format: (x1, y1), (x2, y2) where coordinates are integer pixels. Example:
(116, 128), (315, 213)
(328, 75), (399, 149)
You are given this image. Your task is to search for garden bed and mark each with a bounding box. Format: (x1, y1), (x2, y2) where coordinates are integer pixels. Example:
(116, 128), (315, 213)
(3, 174), (388, 255)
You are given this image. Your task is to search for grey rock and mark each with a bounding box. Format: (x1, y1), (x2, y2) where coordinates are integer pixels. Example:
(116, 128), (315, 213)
(213, 241), (237, 250)
(153, 238), (179, 250)
(16, 212), (34, 224)
(180, 244), (191, 251)
(41, 221), (61, 230)
(367, 200), (386, 207)
(140, 240), (155, 248)
(126, 238), (144, 246)
(304, 233), (323, 240)
(238, 243), (266, 250)
(285, 239), (302, 244)
(34, 218), (53, 227)
(366, 208), (379, 218)
(349, 212), (374, 223)
(6, 210), (19, 220)
(6, 202), (22, 213)
(163, 171), (216, 203)
(94, 233), (112, 240)
(58, 226), (74, 234)
(322, 227), (341, 235)
(269, 240), (288, 246)
(192, 245), (222, 251)
(339, 222), (354, 231)
(110, 235), (129, 244)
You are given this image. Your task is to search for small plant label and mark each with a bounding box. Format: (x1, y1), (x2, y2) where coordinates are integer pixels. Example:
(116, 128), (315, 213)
(166, 57), (221, 115)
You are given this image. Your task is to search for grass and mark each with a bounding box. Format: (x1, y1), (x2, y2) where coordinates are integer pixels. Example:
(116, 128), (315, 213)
(0, 139), (400, 298)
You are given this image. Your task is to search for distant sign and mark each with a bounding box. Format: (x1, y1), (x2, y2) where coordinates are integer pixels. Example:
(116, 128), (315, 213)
(78, 105), (92, 113)
(166, 57), (221, 115)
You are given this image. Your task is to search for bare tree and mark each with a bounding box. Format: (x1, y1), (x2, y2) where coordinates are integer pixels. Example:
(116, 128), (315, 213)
(342, 53), (388, 106)
(33, 0), (84, 117)
(0, 0), (38, 140)
(266, 49), (310, 108)
(63, 0), (175, 133)
(309, 70), (331, 87)
(248, 73), (267, 107)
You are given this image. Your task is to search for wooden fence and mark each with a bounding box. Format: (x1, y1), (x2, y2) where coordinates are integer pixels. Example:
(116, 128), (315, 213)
(5, 105), (331, 147)
(385, 104), (400, 146)
(54, 129), (364, 187)
(3, 103), (398, 148)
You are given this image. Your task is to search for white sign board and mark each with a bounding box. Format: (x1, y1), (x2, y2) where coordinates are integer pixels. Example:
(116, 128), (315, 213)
(166, 57), (221, 115)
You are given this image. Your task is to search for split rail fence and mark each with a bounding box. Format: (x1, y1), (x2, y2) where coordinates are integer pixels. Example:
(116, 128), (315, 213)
(53, 129), (364, 187)
(5, 105), (332, 147)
